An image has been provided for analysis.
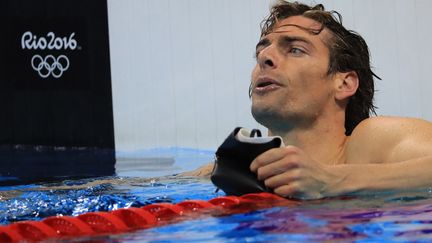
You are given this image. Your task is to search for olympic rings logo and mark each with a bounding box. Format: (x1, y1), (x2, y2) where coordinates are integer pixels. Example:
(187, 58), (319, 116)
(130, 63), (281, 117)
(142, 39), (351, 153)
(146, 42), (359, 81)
(30, 54), (70, 78)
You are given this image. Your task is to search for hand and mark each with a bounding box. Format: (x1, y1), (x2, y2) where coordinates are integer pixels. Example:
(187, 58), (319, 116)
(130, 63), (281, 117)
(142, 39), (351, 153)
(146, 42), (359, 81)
(250, 146), (344, 199)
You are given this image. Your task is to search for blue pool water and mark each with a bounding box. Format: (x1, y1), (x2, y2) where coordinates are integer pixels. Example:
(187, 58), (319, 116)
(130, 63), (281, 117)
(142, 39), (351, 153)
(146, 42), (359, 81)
(2, 148), (432, 242)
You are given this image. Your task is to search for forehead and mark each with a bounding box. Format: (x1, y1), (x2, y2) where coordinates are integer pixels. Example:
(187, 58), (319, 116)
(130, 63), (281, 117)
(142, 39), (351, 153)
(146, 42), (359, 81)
(265, 15), (330, 45)
(274, 15), (322, 31)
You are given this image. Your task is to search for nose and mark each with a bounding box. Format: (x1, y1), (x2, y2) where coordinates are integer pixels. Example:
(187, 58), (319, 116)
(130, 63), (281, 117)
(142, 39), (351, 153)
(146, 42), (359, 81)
(257, 45), (278, 70)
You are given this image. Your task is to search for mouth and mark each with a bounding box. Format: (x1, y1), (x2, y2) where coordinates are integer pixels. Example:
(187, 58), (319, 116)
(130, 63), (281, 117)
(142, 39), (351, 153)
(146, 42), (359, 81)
(257, 80), (274, 88)
(253, 77), (282, 94)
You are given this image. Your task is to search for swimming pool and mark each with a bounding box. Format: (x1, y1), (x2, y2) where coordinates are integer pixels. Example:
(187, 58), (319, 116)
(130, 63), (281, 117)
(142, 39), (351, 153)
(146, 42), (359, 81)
(2, 148), (432, 242)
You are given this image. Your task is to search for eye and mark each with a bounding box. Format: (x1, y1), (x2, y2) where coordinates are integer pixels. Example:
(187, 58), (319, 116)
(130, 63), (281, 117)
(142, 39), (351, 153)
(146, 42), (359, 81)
(288, 47), (305, 56)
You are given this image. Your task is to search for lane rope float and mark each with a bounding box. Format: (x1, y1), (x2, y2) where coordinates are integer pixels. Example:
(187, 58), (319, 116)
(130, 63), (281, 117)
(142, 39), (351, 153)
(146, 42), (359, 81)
(0, 192), (298, 242)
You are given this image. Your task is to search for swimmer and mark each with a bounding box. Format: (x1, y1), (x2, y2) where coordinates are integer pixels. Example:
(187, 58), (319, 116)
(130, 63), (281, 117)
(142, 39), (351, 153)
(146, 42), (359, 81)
(190, 1), (432, 200)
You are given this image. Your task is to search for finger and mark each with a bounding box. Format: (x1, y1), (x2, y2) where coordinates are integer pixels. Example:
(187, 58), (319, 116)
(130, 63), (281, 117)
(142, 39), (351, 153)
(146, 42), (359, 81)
(256, 158), (299, 180)
(250, 146), (299, 172)
(274, 183), (322, 200)
(250, 148), (282, 172)
(273, 183), (299, 198)
(263, 169), (299, 188)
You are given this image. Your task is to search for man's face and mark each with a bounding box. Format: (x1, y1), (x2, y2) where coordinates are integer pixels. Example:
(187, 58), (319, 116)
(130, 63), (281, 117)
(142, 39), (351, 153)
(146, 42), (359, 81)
(251, 15), (336, 130)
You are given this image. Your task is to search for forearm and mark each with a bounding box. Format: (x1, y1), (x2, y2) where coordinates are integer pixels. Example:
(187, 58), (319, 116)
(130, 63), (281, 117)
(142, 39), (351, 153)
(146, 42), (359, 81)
(178, 163), (214, 178)
(330, 156), (432, 196)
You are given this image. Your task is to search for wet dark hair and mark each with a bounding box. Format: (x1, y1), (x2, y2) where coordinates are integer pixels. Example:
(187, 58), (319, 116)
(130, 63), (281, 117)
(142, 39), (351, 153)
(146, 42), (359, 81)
(260, 1), (379, 135)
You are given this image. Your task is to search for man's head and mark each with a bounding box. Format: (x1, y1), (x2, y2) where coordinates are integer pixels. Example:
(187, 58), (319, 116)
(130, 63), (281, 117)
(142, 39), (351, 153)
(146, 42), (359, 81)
(251, 1), (377, 135)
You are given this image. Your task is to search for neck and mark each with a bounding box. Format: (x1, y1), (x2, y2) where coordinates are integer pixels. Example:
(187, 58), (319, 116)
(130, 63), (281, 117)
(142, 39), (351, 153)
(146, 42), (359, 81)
(267, 112), (348, 165)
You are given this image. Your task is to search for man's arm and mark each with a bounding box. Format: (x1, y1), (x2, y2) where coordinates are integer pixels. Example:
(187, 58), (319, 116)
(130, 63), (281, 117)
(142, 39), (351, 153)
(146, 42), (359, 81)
(177, 163), (214, 178)
(331, 116), (432, 195)
(250, 116), (432, 199)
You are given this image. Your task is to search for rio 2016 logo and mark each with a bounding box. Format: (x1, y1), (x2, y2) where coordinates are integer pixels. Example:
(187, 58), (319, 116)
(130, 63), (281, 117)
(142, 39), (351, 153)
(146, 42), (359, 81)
(21, 31), (78, 79)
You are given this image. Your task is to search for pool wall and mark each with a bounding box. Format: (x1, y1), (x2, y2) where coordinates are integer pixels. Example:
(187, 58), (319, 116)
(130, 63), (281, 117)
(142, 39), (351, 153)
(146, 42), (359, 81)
(108, 0), (432, 154)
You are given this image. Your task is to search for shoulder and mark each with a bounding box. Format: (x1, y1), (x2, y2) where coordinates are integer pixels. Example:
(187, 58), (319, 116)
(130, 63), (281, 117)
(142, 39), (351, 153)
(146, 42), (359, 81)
(345, 116), (432, 163)
(351, 116), (432, 139)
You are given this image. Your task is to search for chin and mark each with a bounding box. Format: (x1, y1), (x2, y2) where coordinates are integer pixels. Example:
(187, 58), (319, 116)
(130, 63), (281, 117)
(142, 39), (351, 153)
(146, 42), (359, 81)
(251, 105), (281, 128)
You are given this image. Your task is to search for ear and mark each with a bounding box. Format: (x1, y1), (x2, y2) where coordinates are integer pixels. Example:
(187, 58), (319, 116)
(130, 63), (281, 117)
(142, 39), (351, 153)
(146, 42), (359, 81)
(334, 71), (359, 101)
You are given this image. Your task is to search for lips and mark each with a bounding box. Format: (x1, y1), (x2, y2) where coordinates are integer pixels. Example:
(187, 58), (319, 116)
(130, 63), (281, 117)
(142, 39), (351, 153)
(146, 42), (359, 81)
(252, 77), (282, 94)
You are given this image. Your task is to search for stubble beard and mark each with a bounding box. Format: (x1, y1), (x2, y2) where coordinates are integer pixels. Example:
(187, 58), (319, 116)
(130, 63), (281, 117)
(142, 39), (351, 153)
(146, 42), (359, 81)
(251, 103), (294, 133)
(251, 102), (318, 134)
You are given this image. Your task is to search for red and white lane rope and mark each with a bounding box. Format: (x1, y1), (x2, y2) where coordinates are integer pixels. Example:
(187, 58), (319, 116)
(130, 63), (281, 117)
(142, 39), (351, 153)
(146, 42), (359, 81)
(0, 193), (298, 242)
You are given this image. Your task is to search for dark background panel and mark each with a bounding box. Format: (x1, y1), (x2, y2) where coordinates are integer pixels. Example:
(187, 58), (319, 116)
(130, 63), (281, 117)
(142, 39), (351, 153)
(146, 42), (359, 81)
(0, 0), (116, 183)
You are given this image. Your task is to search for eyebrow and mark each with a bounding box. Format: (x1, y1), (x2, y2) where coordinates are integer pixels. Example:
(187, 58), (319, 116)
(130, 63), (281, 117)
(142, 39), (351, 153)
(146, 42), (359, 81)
(280, 36), (315, 49)
(255, 35), (315, 52)
(255, 38), (270, 51)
